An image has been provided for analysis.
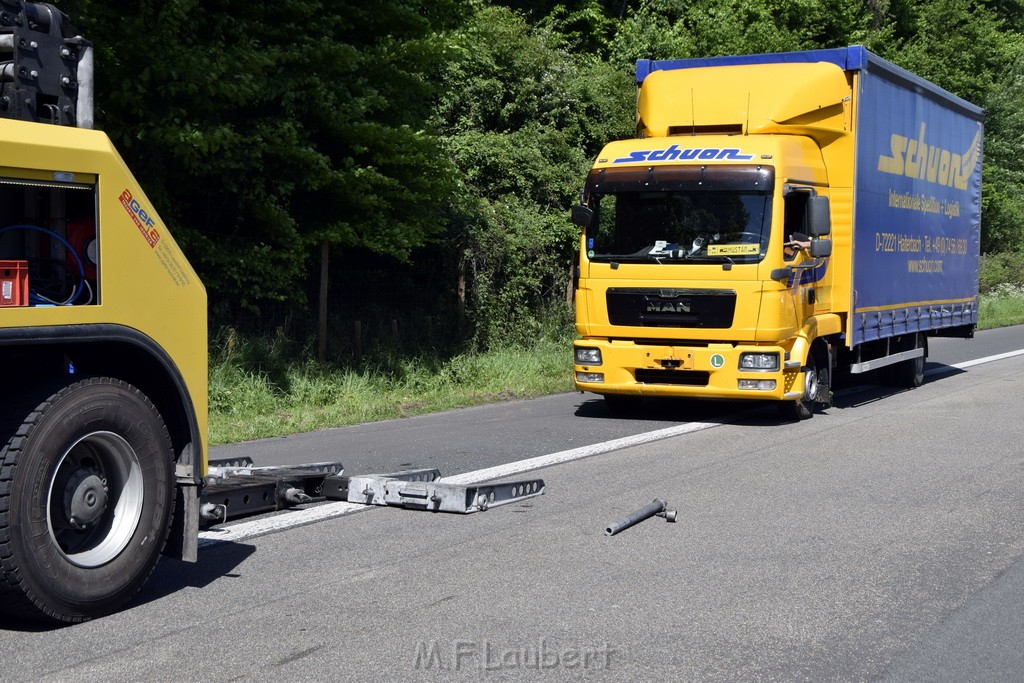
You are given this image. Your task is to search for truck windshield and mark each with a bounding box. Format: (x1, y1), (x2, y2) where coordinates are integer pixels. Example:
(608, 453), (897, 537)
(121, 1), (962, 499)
(583, 165), (773, 264)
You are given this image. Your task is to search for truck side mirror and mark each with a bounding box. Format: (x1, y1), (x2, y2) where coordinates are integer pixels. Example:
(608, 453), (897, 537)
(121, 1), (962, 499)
(809, 238), (832, 258)
(806, 196), (831, 236)
(571, 204), (594, 228)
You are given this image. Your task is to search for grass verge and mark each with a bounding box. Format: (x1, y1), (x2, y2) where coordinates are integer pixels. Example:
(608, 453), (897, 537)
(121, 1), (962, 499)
(209, 337), (573, 444)
(978, 284), (1024, 330)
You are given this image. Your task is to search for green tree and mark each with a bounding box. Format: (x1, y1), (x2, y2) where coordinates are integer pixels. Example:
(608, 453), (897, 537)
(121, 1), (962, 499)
(886, 0), (1017, 104)
(885, 0), (1024, 252)
(433, 4), (632, 348)
(55, 0), (1024, 361)
(607, 0), (888, 66)
(981, 55), (1024, 252)
(66, 0), (462, 328)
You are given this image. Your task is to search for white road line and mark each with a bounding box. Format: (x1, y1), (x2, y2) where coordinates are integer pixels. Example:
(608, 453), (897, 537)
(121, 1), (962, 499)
(198, 348), (1024, 547)
(438, 421), (717, 486)
(198, 500), (367, 548)
(944, 348), (1024, 370)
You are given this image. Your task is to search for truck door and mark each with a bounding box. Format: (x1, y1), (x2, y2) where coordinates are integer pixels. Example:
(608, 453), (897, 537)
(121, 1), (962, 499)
(782, 187), (832, 319)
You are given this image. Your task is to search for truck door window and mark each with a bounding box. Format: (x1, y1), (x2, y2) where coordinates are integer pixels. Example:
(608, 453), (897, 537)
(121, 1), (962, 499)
(0, 173), (99, 306)
(782, 190), (813, 261)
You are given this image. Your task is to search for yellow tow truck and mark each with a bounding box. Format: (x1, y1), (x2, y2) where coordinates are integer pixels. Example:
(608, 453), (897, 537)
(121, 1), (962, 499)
(0, 2), (332, 623)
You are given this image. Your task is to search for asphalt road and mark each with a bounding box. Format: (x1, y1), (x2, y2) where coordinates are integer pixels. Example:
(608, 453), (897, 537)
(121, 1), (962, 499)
(1, 326), (1022, 681)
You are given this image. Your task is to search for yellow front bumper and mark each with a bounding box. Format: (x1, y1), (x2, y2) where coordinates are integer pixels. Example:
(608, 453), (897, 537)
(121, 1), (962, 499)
(573, 339), (803, 401)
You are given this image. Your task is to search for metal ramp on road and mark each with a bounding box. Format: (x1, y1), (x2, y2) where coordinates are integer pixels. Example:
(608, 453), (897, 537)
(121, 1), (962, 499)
(323, 468), (546, 513)
(199, 459), (545, 524)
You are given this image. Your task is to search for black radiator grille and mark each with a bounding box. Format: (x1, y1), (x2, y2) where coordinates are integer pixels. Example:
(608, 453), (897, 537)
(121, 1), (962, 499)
(635, 370), (710, 386)
(607, 288), (736, 328)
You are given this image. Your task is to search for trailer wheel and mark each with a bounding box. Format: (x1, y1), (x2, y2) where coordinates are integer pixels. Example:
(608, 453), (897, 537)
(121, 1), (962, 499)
(0, 378), (174, 623)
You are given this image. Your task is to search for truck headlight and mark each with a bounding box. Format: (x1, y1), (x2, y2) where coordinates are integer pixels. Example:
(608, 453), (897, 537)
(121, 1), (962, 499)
(738, 352), (779, 371)
(574, 347), (602, 365)
(575, 372), (604, 383)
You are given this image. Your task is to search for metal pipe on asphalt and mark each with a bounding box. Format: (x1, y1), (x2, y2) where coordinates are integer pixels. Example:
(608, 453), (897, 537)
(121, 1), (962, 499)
(605, 498), (677, 536)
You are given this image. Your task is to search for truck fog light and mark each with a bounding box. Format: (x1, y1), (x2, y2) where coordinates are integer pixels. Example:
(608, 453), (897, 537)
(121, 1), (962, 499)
(576, 372), (604, 383)
(575, 347), (602, 365)
(739, 379), (777, 391)
(738, 352), (779, 371)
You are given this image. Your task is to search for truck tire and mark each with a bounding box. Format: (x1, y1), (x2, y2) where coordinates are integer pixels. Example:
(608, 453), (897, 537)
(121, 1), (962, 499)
(0, 377), (174, 623)
(887, 334), (927, 388)
(778, 351), (826, 421)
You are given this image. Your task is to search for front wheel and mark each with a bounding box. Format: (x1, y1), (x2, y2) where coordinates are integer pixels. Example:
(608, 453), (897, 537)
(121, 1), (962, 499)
(778, 351), (829, 421)
(0, 378), (174, 623)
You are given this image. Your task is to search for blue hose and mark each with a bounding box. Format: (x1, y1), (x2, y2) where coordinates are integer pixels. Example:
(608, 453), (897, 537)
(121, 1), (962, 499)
(0, 224), (87, 305)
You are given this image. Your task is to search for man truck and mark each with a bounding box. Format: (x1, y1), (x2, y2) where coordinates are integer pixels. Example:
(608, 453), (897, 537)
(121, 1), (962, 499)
(571, 46), (983, 419)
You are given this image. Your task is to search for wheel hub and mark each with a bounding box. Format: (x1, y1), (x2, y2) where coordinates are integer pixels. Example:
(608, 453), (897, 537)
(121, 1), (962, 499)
(804, 365), (818, 402)
(63, 468), (109, 530)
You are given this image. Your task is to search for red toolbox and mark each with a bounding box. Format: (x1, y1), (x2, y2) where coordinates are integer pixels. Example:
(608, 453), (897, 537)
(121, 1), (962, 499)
(0, 260), (29, 307)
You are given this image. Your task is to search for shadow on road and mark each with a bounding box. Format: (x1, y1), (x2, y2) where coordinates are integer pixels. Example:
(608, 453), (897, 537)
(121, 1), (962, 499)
(130, 541), (258, 608)
(0, 542), (257, 632)
(574, 394), (760, 423)
(0, 615), (58, 633)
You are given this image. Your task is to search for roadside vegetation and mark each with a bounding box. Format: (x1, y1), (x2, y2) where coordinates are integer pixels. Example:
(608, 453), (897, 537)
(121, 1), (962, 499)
(978, 250), (1024, 328)
(208, 321), (576, 445)
(208, 335), (574, 444)
(979, 286), (1024, 328)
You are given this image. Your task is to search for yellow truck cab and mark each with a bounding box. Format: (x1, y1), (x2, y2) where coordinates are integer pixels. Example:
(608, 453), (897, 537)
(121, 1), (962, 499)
(572, 47), (982, 419)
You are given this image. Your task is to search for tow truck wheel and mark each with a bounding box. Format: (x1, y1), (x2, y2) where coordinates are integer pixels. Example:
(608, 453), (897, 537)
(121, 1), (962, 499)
(0, 378), (174, 623)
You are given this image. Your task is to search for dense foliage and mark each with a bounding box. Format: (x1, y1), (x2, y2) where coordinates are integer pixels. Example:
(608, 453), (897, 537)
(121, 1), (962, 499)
(63, 0), (1024, 357)
(65, 0), (463, 322)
